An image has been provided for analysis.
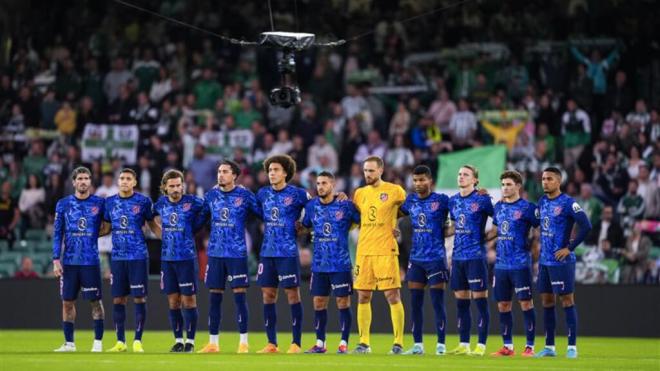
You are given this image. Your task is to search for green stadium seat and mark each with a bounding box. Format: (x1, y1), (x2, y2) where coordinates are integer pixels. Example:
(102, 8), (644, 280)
(12, 240), (34, 253)
(649, 247), (660, 260)
(601, 259), (620, 284)
(0, 262), (17, 278)
(25, 229), (48, 241)
(0, 251), (23, 266)
(32, 253), (52, 267)
(34, 240), (52, 252)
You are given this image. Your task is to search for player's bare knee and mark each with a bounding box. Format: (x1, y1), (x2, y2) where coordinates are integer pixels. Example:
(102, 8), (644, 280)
(285, 287), (301, 304)
(336, 296), (350, 309)
(498, 301), (512, 312)
(454, 290), (470, 299)
(90, 300), (105, 320)
(134, 296), (146, 304)
(541, 294), (555, 307)
(62, 301), (76, 321)
(408, 281), (425, 290)
(472, 290), (488, 299)
(520, 300), (534, 311)
(429, 283), (446, 290)
(313, 296), (328, 310)
(232, 287), (247, 294)
(384, 289), (401, 305)
(168, 294), (182, 309)
(182, 295), (197, 308)
(560, 294), (574, 307)
(357, 290), (372, 304)
(210, 289), (224, 294)
(262, 288), (277, 304)
(113, 296), (128, 305)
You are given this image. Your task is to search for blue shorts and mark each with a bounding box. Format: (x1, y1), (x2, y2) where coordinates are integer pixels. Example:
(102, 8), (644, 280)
(537, 263), (575, 295)
(205, 257), (249, 290)
(406, 259), (449, 285)
(161, 259), (198, 296)
(310, 271), (353, 297)
(60, 264), (102, 301)
(110, 259), (149, 298)
(493, 268), (533, 302)
(257, 257), (300, 288)
(450, 258), (488, 292)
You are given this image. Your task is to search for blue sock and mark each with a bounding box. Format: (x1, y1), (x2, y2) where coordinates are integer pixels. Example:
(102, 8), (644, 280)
(63, 321), (74, 343)
(475, 298), (490, 345)
(291, 302), (303, 346)
(134, 303), (146, 341)
(500, 311), (513, 345)
(94, 319), (104, 341)
(429, 288), (446, 344)
(543, 306), (556, 346)
(314, 309), (328, 342)
(339, 308), (352, 342)
(182, 307), (198, 341)
(234, 292), (248, 334)
(523, 308), (535, 347)
(113, 303), (126, 343)
(264, 303), (277, 345)
(456, 299), (471, 343)
(209, 292), (223, 336)
(564, 305), (577, 346)
(168, 309), (184, 339)
(410, 289), (424, 343)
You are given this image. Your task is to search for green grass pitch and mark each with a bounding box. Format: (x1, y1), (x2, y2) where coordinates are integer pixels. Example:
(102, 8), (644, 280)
(1, 330), (658, 370)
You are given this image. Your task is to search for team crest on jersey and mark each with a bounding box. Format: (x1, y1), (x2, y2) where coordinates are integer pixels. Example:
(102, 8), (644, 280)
(513, 210), (522, 220)
(470, 202), (479, 212)
(283, 196), (293, 206)
(335, 210), (344, 220)
(91, 206), (99, 215)
(431, 202), (439, 211)
(132, 205), (141, 214)
(182, 203), (191, 211)
(380, 193), (388, 202)
(234, 197), (243, 207)
(554, 206), (562, 215)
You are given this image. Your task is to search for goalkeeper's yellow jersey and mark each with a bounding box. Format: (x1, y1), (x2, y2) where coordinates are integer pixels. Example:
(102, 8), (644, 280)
(352, 181), (406, 256)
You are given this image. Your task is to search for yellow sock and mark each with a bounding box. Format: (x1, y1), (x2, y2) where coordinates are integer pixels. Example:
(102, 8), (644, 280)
(357, 302), (372, 345)
(390, 301), (405, 346)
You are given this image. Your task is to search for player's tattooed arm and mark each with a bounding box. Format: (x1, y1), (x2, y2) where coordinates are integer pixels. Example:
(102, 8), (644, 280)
(90, 300), (105, 320)
(444, 220), (455, 236)
(151, 216), (163, 239)
(99, 221), (111, 237)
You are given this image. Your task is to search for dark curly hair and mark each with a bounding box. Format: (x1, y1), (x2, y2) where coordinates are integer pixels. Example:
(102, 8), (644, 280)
(264, 154), (297, 183)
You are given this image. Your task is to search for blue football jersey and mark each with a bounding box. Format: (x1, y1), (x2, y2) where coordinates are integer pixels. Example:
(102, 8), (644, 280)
(449, 190), (494, 261)
(256, 185), (308, 258)
(400, 192), (450, 262)
(52, 195), (105, 265)
(103, 192), (154, 261)
(492, 198), (539, 270)
(154, 194), (204, 261)
(202, 186), (259, 258)
(538, 193), (592, 266)
(302, 197), (360, 272)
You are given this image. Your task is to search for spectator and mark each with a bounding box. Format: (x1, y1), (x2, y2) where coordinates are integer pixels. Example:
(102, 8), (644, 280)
(626, 99), (651, 135)
(561, 98), (591, 169)
(188, 144), (217, 193)
(595, 152), (629, 205)
(39, 89), (59, 130)
(18, 174), (46, 230)
(620, 222), (652, 284)
(103, 57), (133, 104)
(585, 205), (625, 259)
(54, 101), (77, 137)
(577, 183), (604, 225)
(448, 98), (478, 150)
(428, 89), (456, 134)
(0, 181), (19, 249)
(307, 135), (338, 172)
(616, 179), (645, 236)
(637, 164), (660, 219)
(389, 102), (411, 137)
(194, 67), (222, 110)
(607, 70), (634, 114)
(13, 256), (39, 279)
(385, 134), (414, 172)
(354, 130), (387, 164)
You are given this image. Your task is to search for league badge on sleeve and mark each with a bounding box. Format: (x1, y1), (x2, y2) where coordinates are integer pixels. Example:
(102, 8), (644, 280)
(572, 202), (583, 213)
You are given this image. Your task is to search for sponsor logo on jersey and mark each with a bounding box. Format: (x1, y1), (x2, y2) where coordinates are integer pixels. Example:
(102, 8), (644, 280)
(323, 222), (332, 236)
(120, 215), (129, 228)
(501, 220), (510, 234)
(77, 217), (87, 231)
(169, 213), (178, 226)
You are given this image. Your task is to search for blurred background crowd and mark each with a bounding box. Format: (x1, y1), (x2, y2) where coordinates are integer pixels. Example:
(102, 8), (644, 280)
(0, 0), (658, 284)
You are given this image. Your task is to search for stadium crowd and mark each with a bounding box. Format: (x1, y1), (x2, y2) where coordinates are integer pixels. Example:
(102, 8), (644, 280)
(0, 0), (658, 284)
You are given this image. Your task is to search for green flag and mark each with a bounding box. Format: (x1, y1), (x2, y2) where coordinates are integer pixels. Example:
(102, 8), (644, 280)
(436, 145), (507, 190)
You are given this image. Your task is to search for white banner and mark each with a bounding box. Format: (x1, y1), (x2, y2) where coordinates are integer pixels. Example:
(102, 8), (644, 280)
(81, 124), (139, 164)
